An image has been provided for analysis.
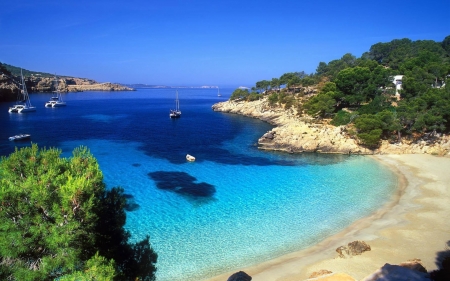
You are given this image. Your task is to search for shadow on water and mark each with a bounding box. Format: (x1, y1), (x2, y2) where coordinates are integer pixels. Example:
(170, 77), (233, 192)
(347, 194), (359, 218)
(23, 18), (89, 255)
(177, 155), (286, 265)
(430, 240), (450, 280)
(123, 193), (140, 212)
(148, 171), (216, 201)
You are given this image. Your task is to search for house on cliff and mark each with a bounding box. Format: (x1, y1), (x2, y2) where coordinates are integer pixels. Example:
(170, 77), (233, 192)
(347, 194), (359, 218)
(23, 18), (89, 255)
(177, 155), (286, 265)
(392, 75), (404, 100)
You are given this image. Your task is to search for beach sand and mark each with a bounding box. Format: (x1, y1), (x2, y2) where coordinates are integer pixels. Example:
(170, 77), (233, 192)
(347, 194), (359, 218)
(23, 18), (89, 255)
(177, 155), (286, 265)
(207, 154), (450, 280)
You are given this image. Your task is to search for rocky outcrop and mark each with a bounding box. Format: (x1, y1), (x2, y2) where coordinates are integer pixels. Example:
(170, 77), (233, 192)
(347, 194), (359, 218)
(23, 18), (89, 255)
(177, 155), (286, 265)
(0, 74), (19, 101)
(336, 241), (371, 258)
(0, 74), (134, 101)
(227, 271), (252, 281)
(25, 76), (134, 92)
(212, 98), (450, 155)
(362, 263), (431, 281)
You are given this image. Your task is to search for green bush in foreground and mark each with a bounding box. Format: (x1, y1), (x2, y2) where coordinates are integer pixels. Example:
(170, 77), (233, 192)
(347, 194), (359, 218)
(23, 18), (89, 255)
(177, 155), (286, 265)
(0, 144), (157, 281)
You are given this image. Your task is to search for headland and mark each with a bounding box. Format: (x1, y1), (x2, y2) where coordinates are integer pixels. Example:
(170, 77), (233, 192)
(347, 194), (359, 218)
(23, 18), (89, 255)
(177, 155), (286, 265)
(212, 98), (450, 156)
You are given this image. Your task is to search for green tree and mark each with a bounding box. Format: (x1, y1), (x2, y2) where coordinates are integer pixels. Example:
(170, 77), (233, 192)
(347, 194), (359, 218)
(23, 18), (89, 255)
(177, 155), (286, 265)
(268, 92), (278, 105)
(0, 145), (157, 281)
(354, 114), (384, 148)
(255, 80), (270, 93)
(335, 66), (372, 106)
(230, 88), (250, 100)
(303, 92), (335, 117)
(270, 78), (280, 92)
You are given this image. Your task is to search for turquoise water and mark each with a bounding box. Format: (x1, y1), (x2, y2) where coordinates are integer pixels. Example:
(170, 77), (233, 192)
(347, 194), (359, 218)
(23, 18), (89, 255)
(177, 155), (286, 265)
(0, 89), (398, 280)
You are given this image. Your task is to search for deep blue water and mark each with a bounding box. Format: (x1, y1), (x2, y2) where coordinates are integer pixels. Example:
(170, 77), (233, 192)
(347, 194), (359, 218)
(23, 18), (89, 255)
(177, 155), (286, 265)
(0, 88), (398, 280)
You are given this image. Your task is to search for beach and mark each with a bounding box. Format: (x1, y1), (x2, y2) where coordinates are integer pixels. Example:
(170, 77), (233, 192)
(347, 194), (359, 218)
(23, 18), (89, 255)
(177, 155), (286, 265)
(208, 154), (450, 280)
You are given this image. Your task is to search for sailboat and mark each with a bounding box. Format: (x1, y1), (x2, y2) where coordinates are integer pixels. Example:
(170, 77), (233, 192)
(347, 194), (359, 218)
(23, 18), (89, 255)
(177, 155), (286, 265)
(45, 75), (66, 107)
(217, 87), (222, 97)
(170, 90), (181, 118)
(8, 69), (36, 113)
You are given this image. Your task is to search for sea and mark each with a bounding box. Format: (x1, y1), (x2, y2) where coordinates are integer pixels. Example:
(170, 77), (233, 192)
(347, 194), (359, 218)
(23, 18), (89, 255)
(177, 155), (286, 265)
(0, 88), (398, 281)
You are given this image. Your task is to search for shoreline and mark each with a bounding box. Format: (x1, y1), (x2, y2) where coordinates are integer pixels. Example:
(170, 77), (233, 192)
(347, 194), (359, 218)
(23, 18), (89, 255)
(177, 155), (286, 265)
(207, 154), (450, 280)
(212, 99), (450, 156)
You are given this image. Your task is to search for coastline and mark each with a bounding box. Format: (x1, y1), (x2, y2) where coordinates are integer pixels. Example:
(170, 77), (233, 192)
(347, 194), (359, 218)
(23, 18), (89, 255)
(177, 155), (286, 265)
(212, 99), (450, 155)
(207, 154), (450, 280)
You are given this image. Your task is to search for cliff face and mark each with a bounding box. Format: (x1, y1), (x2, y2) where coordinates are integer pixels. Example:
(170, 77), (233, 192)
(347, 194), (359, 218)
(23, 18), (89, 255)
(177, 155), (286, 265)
(0, 74), (134, 102)
(24, 76), (134, 92)
(0, 74), (19, 101)
(212, 98), (450, 155)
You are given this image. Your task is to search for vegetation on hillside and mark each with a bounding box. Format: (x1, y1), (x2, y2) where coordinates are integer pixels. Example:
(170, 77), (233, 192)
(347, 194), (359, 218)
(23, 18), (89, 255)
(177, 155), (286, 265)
(0, 145), (157, 281)
(0, 62), (56, 78)
(230, 35), (450, 149)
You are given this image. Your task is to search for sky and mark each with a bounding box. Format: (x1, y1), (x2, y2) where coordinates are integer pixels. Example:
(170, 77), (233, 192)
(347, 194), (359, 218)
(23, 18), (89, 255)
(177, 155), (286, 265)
(1, 0), (449, 88)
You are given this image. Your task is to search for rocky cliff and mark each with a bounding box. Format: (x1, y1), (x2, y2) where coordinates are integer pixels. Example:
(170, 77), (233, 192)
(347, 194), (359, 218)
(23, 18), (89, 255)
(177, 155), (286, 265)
(25, 76), (134, 93)
(212, 98), (450, 155)
(0, 74), (134, 102)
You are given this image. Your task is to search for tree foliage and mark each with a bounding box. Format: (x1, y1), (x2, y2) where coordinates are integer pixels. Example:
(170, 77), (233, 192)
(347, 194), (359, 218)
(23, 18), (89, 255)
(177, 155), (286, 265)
(230, 35), (450, 148)
(0, 145), (157, 281)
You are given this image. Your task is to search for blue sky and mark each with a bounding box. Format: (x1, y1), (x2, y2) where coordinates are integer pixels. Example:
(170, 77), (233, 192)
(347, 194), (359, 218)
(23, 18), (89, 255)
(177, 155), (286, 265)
(1, 0), (449, 88)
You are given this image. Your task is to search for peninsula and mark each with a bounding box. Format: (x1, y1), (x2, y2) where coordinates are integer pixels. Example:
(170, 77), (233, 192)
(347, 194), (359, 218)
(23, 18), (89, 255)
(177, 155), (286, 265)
(0, 63), (133, 102)
(212, 95), (450, 156)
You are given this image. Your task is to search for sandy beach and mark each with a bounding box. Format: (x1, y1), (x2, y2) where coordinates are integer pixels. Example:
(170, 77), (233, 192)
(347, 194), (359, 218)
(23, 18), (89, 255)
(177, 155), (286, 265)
(207, 154), (450, 280)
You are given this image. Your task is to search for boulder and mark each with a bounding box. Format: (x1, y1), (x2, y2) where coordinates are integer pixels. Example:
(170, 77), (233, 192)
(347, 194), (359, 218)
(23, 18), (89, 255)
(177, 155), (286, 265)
(399, 259), (427, 273)
(336, 241), (371, 258)
(227, 271), (252, 281)
(362, 263), (430, 281)
(347, 240), (371, 256)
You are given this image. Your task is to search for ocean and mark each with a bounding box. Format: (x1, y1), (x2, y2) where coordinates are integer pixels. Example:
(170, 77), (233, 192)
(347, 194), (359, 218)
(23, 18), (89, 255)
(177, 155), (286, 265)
(0, 88), (398, 280)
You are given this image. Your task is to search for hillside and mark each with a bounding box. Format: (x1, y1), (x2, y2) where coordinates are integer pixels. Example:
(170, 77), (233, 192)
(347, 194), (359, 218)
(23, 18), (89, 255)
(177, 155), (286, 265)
(0, 63), (134, 102)
(218, 35), (450, 154)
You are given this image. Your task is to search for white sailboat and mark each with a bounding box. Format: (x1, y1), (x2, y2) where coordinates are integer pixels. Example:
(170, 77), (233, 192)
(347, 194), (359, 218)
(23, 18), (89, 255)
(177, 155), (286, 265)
(8, 69), (36, 113)
(217, 87), (222, 97)
(45, 75), (66, 107)
(170, 90), (181, 118)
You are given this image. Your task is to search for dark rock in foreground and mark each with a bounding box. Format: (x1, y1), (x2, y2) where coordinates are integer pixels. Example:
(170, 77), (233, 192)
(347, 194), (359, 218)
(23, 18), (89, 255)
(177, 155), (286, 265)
(227, 271), (252, 281)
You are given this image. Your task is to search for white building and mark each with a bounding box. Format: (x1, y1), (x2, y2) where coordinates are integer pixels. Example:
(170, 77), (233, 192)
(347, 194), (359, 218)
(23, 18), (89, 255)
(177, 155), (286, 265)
(392, 75), (404, 99)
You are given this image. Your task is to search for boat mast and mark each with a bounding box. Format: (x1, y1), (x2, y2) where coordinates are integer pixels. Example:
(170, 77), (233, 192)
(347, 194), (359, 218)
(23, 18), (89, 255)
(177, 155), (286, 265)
(176, 90), (179, 111)
(20, 69), (32, 107)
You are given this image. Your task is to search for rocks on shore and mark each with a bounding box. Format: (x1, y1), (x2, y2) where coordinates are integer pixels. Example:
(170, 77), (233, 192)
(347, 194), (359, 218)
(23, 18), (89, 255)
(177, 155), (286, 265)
(362, 262), (430, 281)
(307, 259), (430, 281)
(212, 98), (450, 155)
(227, 271), (252, 281)
(336, 241), (371, 258)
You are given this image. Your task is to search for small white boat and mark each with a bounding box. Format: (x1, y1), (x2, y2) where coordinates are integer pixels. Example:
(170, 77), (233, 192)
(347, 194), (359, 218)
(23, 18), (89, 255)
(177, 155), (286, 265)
(170, 90), (181, 118)
(9, 134), (31, 141)
(8, 104), (25, 113)
(45, 75), (66, 107)
(217, 87), (222, 97)
(186, 154), (195, 161)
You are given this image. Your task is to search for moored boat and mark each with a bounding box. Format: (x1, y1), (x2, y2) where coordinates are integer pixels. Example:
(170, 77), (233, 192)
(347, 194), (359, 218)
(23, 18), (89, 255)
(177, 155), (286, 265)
(186, 154), (195, 161)
(45, 75), (66, 107)
(170, 90), (181, 118)
(9, 69), (36, 113)
(9, 134), (31, 141)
